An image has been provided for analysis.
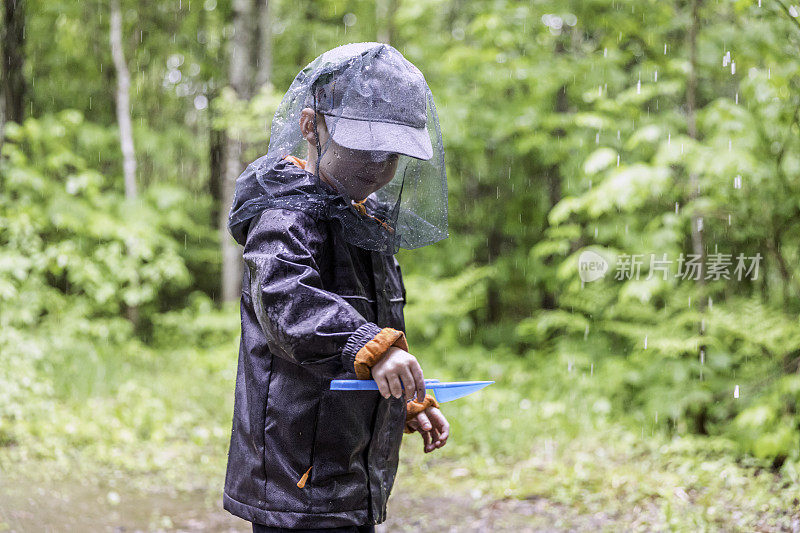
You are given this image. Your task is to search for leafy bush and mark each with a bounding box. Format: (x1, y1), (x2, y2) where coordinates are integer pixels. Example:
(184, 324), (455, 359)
(0, 111), (219, 450)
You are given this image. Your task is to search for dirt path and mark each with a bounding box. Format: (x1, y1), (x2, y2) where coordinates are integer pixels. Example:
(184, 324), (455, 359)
(0, 470), (600, 532)
(3, 455), (789, 532)
(378, 492), (627, 533)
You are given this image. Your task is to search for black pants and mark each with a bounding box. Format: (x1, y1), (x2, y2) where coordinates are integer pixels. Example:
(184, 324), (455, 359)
(251, 523), (375, 533)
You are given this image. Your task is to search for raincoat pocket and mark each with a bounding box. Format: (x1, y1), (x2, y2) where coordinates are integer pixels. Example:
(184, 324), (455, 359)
(309, 387), (375, 513)
(262, 357), (321, 512)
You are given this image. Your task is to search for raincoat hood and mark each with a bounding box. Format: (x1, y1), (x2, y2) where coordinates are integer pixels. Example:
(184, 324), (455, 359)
(227, 155), (331, 247)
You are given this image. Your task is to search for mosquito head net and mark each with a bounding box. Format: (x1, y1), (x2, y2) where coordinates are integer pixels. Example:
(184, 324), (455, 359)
(228, 42), (448, 255)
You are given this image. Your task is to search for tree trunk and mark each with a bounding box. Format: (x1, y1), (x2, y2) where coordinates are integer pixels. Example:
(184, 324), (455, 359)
(687, 0), (704, 292)
(376, 0), (398, 44)
(2, 0), (26, 138)
(253, 0), (272, 89)
(209, 110), (224, 227)
(110, 0), (137, 200)
(110, 0), (140, 326)
(687, 0), (707, 371)
(220, 0), (253, 303)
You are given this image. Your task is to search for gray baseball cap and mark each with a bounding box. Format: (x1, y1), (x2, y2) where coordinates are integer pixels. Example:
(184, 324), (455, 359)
(313, 44), (434, 161)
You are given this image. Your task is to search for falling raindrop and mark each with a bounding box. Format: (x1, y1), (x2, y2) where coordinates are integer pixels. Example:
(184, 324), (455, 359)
(675, 202), (679, 214)
(654, 70), (658, 82)
(729, 139), (732, 151)
(708, 297), (713, 310)
(584, 325), (589, 340)
(604, 47), (608, 57)
(343, 13), (357, 27)
(735, 92), (739, 104)
(700, 348), (705, 364)
(668, 132), (671, 145)
(167, 53), (184, 69)
(697, 217), (703, 232)
(194, 94), (208, 110)
(733, 385), (740, 398)
(644, 335), (648, 349)
(731, 61), (736, 75)
(590, 363), (594, 376)
(595, 132), (600, 144)
(734, 174), (742, 189)
(617, 154), (620, 166)
(637, 78), (641, 94)
(728, 214), (732, 225)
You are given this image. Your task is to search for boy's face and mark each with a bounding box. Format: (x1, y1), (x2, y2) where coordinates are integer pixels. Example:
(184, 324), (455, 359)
(300, 108), (400, 201)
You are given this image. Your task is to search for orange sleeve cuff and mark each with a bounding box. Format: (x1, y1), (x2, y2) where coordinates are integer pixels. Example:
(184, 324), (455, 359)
(353, 327), (408, 379)
(403, 393), (440, 434)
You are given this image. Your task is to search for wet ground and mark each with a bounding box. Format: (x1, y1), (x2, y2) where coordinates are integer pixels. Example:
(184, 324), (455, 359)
(1, 453), (796, 532)
(0, 459), (686, 533)
(0, 480), (614, 533)
(0, 465), (612, 533)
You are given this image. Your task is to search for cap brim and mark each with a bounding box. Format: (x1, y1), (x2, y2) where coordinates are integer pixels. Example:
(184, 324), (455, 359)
(323, 115), (434, 160)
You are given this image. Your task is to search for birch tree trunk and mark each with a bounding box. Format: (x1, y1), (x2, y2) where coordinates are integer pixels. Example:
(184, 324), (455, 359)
(110, 0), (140, 326)
(220, 0), (253, 303)
(110, 0), (137, 200)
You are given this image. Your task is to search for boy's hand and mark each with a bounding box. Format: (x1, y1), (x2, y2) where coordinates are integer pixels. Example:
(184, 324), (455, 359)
(370, 346), (425, 402)
(405, 406), (449, 453)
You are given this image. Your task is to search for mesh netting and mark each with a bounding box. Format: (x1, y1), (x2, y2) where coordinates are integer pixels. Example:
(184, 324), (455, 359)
(228, 42), (448, 255)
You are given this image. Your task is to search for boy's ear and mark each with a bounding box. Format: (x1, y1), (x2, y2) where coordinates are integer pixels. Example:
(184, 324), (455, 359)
(299, 108), (319, 143)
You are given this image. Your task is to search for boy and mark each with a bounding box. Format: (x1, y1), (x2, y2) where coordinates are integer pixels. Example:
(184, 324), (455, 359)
(223, 43), (449, 532)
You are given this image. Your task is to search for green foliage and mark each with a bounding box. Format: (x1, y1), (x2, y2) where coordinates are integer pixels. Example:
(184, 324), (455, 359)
(403, 266), (492, 347)
(526, 12), (800, 458)
(211, 83), (284, 148)
(0, 110), (219, 452)
(1, 111), (197, 318)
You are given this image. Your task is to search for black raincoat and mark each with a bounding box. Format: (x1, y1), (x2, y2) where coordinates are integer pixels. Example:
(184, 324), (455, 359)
(223, 155), (409, 528)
